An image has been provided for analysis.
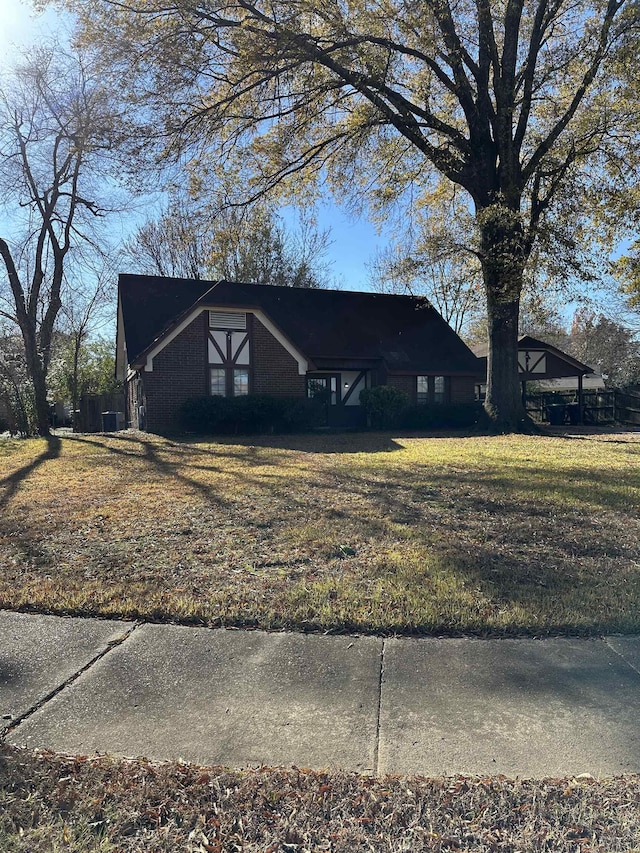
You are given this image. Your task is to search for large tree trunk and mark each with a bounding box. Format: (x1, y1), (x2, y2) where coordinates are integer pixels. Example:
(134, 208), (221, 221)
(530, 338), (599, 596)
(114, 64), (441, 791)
(478, 203), (530, 432)
(28, 352), (51, 437)
(20, 321), (51, 437)
(484, 289), (527, 430)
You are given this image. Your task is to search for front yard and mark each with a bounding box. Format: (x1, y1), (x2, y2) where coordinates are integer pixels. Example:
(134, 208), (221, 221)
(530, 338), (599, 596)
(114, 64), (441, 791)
(1, 428), (639, 635)
(2, 428), (640, 851)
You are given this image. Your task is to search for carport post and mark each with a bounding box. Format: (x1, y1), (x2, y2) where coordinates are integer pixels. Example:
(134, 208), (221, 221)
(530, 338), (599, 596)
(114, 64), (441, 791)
(578, 374), (584, 424)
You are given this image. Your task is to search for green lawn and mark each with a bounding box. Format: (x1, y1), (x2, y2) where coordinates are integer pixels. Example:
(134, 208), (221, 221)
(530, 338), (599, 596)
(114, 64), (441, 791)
(1, 428), (639, 635)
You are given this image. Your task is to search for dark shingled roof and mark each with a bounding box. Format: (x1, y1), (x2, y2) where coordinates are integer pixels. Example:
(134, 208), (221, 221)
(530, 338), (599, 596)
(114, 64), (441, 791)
(118, 274), (482, 375)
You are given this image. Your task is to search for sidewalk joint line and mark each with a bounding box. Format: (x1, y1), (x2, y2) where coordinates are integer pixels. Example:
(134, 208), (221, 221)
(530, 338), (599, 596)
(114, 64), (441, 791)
(2, 621), (142, 738)
(372, 638), (385, 776)
(603, 638), (640, 680)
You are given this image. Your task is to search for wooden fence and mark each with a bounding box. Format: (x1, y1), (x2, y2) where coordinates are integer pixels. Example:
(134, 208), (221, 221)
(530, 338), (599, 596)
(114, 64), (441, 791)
(526, 389), (640, 426)
(77, 392), (125, 433)
(615, 390), (640, 426)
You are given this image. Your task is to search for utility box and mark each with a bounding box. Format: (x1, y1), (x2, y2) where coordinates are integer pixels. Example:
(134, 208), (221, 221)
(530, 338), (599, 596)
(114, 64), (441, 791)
(101, 411), (124, 432)
(546, 404), (566, 426)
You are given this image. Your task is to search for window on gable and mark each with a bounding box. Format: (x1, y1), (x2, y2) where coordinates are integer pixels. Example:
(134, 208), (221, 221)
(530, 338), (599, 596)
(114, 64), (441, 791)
(208, 312), (251, 397)
(233, 369), (249, 397)
(210, 368), (226, 396)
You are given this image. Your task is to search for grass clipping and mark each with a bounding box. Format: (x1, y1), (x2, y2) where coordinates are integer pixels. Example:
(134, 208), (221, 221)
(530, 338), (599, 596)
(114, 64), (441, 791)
(1, 746), (639, 852)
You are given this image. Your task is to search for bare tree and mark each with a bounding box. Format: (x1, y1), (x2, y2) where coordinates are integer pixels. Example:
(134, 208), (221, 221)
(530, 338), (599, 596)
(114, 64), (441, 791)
(368, 196), (484, 335)
(0, 45), (117, 435)
(54, 256), (118, 428)
(569, 310), (640, 387)
(124, 193), (333, 288)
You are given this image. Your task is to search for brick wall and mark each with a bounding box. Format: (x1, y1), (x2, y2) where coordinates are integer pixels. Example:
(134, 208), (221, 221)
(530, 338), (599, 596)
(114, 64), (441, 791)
(450, 376), (476, 403)
(251, 315), (306, 397)
(387, 374), (416, 402)
(142, 312), (208, 434)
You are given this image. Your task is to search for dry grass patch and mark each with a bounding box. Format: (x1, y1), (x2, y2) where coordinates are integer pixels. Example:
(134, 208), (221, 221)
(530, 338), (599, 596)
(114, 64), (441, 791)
(1, 746), (639, 852)
(1, 429), (639, 634)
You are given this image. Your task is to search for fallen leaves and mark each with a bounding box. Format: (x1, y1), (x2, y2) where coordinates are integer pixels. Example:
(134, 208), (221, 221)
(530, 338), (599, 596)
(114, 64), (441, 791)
(1, 746), (640, 852)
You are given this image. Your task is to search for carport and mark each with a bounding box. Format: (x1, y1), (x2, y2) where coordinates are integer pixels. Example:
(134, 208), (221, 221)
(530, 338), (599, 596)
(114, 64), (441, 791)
(473, 335), (595, 424)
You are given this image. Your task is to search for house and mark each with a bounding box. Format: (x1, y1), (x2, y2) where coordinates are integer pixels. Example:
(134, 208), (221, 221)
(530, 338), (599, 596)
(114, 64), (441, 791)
(116, 275), (482, 434)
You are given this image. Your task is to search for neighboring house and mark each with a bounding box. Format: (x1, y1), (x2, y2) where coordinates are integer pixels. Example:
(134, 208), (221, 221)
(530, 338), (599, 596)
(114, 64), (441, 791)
(116, 275), (482, 434)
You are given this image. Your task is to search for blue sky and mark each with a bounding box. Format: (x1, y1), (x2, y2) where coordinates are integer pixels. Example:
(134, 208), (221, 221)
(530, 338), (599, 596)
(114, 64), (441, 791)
(2, 1), (634, 324)
(0, 0), (390, 292)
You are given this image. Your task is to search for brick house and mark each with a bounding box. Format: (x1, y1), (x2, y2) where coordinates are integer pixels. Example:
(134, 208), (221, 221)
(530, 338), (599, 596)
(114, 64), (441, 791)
(116, 274), (482, 433)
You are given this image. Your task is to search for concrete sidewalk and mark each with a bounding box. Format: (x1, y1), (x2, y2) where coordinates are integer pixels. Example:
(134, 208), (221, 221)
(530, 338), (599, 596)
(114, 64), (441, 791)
(2, 610), (640, 778)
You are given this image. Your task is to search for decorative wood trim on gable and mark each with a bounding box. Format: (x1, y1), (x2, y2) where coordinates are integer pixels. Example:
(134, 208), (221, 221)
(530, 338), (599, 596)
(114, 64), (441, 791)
(518, 351), (547, 375)
(140, 306), (308, 375)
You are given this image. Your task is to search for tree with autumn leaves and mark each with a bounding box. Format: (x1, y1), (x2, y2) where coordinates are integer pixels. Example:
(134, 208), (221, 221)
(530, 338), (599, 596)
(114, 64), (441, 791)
(60, 0), (638, 430)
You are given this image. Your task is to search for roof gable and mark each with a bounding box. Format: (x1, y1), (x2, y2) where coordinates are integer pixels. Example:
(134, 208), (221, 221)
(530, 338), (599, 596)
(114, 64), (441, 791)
(118, 275), (482, 375)
(472, 335), (593, 377)
(118, 274), (214, 370)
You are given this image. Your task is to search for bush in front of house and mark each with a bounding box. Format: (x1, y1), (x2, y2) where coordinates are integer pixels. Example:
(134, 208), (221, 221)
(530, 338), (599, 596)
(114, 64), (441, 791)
(401, 401), (487, 430)
(181, 394), (320, 434)
(360, 385), (409, 429)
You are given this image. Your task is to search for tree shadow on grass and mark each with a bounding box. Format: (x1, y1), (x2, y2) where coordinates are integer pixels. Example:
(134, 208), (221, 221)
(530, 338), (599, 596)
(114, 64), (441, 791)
(2, 431), (638, 636)
(169, 430), (411, 454)
(291, 459), (640, 634)
(0, 435), (61, 510)
(63, 433), (234, 510)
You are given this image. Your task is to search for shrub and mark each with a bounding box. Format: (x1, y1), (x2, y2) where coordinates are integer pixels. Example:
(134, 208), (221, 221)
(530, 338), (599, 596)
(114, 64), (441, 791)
(401, 401), (487, 430)
(360, 385), (409, 429)
(181, 394), (320, 435)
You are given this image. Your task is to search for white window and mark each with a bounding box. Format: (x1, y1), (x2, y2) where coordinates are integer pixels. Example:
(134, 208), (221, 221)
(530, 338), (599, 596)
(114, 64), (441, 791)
(210, 368), (226, 396)
(233, 369), (249, 396)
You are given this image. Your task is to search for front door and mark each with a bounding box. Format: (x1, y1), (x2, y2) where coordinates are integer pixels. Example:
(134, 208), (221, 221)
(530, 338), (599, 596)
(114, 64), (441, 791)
(307, 374), (339, 426)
